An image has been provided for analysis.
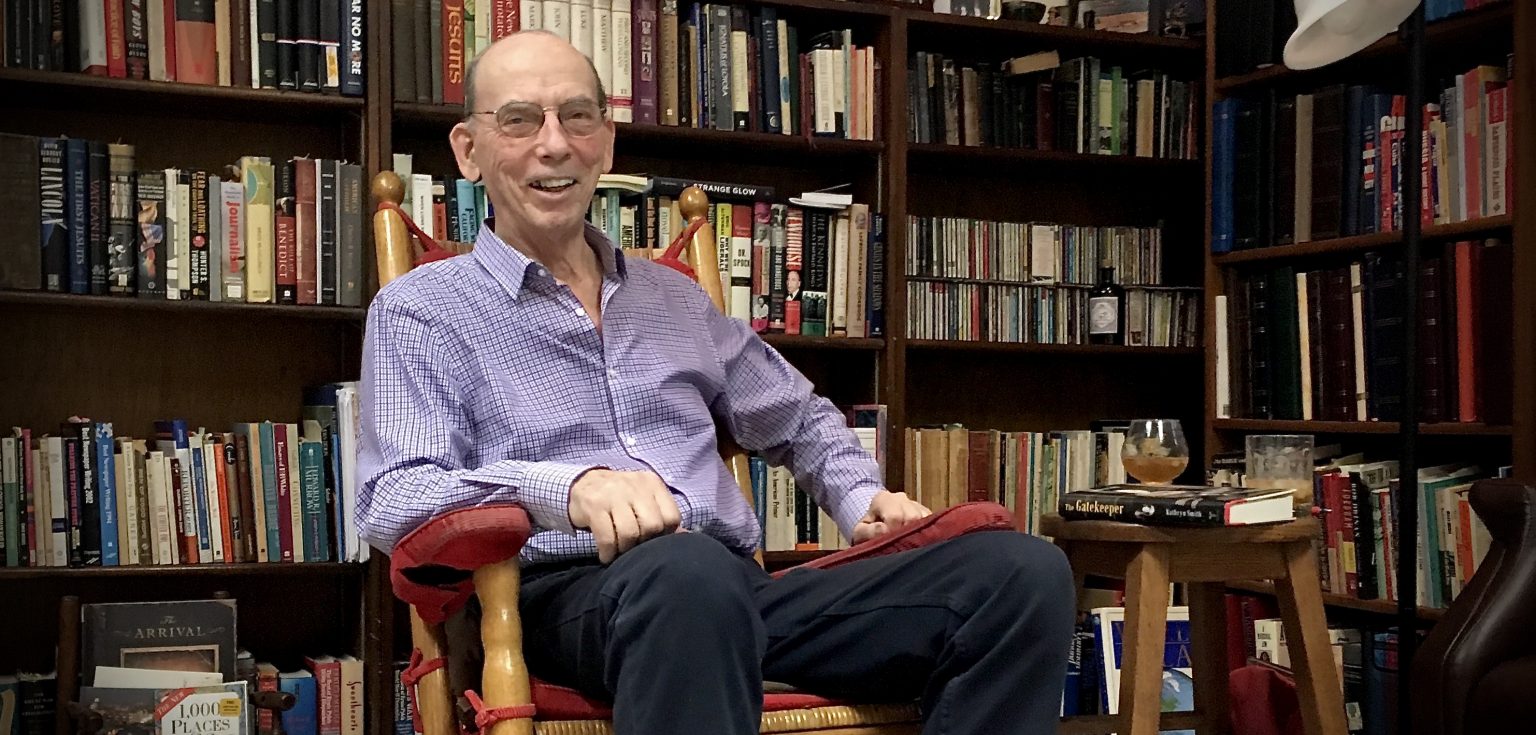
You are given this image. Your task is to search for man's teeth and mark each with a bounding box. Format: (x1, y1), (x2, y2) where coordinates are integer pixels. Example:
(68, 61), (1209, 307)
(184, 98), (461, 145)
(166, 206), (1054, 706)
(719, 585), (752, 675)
(531, 178), (577, 191)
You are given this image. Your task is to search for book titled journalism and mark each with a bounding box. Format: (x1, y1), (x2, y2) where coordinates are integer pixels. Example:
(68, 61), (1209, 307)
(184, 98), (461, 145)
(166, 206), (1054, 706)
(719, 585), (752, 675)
(1058, 484), (1297, 527)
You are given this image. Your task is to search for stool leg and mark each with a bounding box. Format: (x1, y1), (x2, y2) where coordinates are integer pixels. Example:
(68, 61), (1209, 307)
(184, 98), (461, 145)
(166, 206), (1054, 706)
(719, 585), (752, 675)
(1273, 541), (1348, 735)
(408, 609), (458, 735)
(475, 559), (535, 735)
(1188, 582), (1231, 735)
(1119, 544), (1172, 735)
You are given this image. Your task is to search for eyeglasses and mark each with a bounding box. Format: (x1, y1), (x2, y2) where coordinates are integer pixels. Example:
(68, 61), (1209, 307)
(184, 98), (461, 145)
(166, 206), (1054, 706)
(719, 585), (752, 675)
(468, 100), (608, 139)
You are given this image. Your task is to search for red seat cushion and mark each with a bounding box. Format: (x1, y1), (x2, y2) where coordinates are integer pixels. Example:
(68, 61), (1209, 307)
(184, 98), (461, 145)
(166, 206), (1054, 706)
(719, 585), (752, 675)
(390, 505), (534, 625)
(531, 678), (866, 721)
(771, 501), (1016, 579)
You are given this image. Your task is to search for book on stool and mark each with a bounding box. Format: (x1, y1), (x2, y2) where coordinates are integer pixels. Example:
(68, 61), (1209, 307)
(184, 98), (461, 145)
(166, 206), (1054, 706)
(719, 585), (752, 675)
(1058, 484), (1299, 527)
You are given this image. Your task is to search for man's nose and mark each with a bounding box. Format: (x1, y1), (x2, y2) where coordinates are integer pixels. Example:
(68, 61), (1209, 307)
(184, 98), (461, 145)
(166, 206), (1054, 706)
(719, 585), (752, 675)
(534, 109), (573, 158)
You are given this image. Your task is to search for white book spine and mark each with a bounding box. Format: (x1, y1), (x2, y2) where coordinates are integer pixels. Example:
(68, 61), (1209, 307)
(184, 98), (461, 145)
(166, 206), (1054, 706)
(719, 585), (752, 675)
(570, 0), (593, 57)
(610, 0), (632, 122)
(592, 0), (611, 102)
(222, 180), (246, 300)
(79, 0), (109, 73)
(543, 0), (569, 40)
(522, 0), (543, 30)
(1215, 295), (1230, 418)
(201, 436), (225, 563)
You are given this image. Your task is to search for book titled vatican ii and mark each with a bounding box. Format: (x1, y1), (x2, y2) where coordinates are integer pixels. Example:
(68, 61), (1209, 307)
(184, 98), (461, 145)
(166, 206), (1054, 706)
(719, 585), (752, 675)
(1058, 485), (1297, 527)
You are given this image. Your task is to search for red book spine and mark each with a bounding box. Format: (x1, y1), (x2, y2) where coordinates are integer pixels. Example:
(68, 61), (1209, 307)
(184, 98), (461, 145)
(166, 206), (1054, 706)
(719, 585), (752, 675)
(272, 424), (294, 563)
(162, 0), (179, 81)
(174, 0), (218, 84)
(106, 0), (128, 77)
(443, 0), (467, 105)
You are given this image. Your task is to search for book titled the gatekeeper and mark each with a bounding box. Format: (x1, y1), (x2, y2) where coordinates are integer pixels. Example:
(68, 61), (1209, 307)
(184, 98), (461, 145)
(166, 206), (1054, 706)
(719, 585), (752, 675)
(1058, 484), (1298, 527)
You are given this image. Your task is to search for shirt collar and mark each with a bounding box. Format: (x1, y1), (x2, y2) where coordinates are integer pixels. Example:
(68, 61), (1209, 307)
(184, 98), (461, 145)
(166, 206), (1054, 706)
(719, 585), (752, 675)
(473, 219), (627, 300)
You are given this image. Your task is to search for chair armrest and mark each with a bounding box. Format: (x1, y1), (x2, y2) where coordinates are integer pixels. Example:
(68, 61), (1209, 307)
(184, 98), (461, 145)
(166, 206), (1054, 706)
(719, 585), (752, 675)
(1411, 479), (1536, 735)
(771, 502), (1016, 579)
(390, 503), (535, 625)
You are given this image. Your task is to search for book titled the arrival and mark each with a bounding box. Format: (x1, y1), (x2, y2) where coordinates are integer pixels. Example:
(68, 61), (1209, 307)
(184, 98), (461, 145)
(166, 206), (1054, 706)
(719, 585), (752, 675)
(1058, 484), (1297, 527)
(82, 600), (238, 686)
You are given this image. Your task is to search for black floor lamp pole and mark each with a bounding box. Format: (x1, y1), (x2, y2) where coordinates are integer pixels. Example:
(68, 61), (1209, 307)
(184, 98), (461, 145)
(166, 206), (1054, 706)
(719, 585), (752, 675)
(1397, 4), (1427, 731)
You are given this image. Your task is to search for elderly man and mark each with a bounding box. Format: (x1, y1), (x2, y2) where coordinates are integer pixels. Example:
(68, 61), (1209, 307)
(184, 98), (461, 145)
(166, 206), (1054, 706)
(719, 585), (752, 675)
(357, 30), (1074, 735)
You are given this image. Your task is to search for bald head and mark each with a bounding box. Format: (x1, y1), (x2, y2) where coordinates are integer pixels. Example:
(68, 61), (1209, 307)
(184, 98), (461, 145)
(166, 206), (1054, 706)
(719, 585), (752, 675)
(463, 31), (608, 119)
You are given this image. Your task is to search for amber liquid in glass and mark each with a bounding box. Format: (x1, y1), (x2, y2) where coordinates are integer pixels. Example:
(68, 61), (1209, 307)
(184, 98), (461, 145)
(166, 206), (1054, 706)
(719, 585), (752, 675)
(1123, 455), (1189, 485)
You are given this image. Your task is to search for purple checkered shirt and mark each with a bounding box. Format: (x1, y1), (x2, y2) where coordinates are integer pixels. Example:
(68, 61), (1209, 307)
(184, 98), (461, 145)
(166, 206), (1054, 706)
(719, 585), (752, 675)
(356, 220), (884, 564)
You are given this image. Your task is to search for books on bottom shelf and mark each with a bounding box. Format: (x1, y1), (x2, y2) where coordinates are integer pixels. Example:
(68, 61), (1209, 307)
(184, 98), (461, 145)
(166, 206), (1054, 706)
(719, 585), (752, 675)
(1062, 605), (1193, 734)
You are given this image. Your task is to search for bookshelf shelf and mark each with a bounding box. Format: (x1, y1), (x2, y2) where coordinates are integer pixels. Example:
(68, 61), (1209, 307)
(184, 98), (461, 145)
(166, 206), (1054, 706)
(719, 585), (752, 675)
(1210, 215), (1515, 266)
(908, 141), (1200, 170)
(1211, 419), (1514, 437)
(1214, 1), (1514, 94)
(0, 562), (368, 580)
(908, 339), (1202, 356)
(905, 11), (1204, 55)
(0, 290), (368, 322)
(1227, 580), (1446, 624)
(0, 67), (365, 115)
(394, 102), (884, 155)
(763, 334), (886, 350)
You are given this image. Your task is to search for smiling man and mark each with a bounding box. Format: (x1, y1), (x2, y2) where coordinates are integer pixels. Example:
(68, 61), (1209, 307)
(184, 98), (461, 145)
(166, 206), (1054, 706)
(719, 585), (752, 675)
(357, 30), (1075, 735)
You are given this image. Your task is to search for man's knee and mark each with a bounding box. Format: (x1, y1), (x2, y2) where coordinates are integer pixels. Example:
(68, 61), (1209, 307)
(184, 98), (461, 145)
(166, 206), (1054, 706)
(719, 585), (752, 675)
(947, 531), (1075, 614)
(604, 532), (759, 620)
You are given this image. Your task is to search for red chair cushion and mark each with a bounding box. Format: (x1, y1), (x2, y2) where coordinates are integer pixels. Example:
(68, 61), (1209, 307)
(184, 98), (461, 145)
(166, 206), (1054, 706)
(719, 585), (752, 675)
(771, 501), (1016, 579)
(531, 678), (864, 720)
(390, 504), (534, 625)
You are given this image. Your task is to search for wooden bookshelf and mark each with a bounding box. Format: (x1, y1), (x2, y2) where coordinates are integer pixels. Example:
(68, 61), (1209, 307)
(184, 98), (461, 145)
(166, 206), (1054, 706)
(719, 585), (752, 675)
(1212, 419), (1515, 437)
(905, 10), (1204, 55)
(1226, 581), (1446, 624)
(1211, 215), (1514, 266)
(0, 290), (369, 321)
(907, 339), (1202, 356)
(763, 334), (886, 350)
(1214, 0), (1514, 94)
(0, 562), (368, 580)
(908, 141), (1201, 169)
(0, 67), (366, 114)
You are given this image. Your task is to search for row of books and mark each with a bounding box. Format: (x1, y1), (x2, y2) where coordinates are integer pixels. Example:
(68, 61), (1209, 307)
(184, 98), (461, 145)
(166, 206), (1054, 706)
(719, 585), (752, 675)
(1212, 241), (1512, 425)
(1209, 445), (1503, 611)
(397, 0), (880, 140)
(0, 384), (367, 568)
(908, 49), (1200, 159)
(1227, 593), (1406, 735)
(0, 134), (367, 306)
(755, 404), (884, 553)
(0, 0), (366, 95)
(903, 423), (1138, 539)
(905, 215), (1168, 286)
(1212, 63), (1513, 253)
(1215, 0), (1502, 79)
(906, 280), (1200, 347)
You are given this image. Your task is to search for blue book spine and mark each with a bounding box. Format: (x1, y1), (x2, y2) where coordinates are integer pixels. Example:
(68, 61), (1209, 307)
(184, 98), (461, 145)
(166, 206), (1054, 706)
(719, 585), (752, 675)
(190, 441), (212, 560)
(1212, 98), (1237, 253)
(454, 179), (478, 240)
(279, 673), (318, 735)
(749, 456), (766, 548)
(867, 213), (884, 337)
(260, 423), (281, 560)
(65, 138), (90, 293)
(95, 423), (119, 566)
(300, 441), (330, 562)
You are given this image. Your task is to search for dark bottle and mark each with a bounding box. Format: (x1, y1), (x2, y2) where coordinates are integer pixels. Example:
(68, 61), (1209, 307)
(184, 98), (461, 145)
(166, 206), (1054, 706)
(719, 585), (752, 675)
(1088, 262), (1125, 345)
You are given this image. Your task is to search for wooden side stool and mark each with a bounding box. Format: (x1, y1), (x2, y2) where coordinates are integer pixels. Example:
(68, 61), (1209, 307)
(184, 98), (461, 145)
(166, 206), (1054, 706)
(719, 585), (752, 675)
(1042, 514), (1346, 735)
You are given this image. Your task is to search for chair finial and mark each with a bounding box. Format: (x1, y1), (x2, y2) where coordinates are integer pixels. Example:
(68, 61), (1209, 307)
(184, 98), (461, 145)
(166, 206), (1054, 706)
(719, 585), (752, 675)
(373, 171), (407, 207)
(678, 186), (709, 221)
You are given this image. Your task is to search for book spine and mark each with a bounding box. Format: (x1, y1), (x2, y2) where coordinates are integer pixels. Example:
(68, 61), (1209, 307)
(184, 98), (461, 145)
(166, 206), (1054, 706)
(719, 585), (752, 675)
(1058, 495), (1232, 526)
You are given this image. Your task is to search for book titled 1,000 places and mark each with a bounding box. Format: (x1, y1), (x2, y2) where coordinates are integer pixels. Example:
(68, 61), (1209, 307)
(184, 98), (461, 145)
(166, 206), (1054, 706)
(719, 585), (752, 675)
(1057, 484), (1298, 527)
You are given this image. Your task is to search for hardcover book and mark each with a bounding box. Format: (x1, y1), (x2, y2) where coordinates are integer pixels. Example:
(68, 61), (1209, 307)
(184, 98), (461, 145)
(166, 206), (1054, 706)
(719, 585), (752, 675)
(1058, 484), (1296, 526)
(82, 600), (238, 686)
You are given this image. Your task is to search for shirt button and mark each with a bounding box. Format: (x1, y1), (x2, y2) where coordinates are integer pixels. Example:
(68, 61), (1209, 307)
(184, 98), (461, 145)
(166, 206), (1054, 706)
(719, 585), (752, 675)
(537, 268), (547, 277)
(575, 307), (586, 317)
(622, 434), (637, 447)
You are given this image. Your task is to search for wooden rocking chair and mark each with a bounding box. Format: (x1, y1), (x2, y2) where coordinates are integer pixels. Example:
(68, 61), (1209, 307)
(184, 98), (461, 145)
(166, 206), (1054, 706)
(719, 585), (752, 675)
(370, 172), (1014, 735)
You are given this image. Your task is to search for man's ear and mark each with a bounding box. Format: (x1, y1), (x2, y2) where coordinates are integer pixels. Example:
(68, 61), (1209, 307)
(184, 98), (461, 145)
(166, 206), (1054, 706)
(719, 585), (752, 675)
(450, 122), (481, 182)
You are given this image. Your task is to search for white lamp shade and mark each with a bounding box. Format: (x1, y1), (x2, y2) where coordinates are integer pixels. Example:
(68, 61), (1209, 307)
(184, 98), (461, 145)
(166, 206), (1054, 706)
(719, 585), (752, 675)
(1283, 0), (1422, 70)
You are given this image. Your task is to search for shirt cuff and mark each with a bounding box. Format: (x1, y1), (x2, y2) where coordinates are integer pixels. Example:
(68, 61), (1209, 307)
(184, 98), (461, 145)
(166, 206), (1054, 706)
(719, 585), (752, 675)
(832, 483), (885, 543)
(516, 462), (603, 534)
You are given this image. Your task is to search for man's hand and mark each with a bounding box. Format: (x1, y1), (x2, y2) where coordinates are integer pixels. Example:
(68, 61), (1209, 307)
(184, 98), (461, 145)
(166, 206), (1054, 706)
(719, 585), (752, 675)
(852, 490), (932, 544)
(568, 469), (683, 563)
